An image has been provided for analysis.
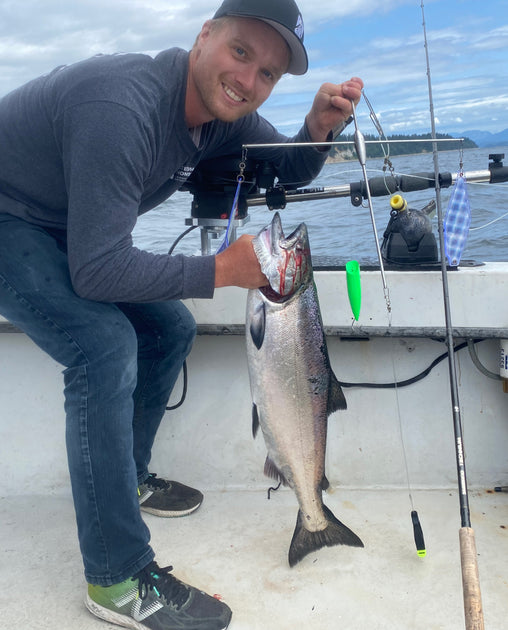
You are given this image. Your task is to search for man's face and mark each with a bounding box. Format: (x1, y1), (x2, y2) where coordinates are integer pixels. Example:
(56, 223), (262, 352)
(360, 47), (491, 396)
(187, 17), (290, 125)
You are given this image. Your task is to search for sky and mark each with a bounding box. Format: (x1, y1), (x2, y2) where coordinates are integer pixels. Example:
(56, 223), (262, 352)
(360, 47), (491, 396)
(0, 0), (507, 137)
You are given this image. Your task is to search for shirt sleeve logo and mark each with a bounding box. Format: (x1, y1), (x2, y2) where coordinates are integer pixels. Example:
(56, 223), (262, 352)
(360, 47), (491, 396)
(173, 165), (195, 183)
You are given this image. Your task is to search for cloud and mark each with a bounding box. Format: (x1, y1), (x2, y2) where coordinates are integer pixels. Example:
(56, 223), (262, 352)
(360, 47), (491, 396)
(295, 0), (414, 27)
(0, 0), (506, 134)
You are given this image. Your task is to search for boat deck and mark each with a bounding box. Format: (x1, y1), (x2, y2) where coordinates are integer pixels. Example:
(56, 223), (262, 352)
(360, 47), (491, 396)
(1, 488), (507, 629)
(2, 264), (508, 628)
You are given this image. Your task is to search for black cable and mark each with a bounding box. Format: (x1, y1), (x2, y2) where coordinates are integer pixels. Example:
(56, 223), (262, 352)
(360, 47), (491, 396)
(166, 361), (188, 411)
(164, 226), (197, 411)
(166, 340), (490, 410)
(338, 339), (483, 389)
(168, 225), (198, 255)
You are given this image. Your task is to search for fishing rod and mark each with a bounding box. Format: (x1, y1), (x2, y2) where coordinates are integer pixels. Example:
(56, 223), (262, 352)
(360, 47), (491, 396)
(421, 1), (484, 628)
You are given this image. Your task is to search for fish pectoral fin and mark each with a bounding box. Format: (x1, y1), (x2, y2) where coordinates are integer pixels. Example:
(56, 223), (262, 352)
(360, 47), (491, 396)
(327, 371), (347, 415)
(252, 403), (260, 438)
(249, 302), (266, 350)
(264, 456), (290, 487)
(288, 504), (364, 567)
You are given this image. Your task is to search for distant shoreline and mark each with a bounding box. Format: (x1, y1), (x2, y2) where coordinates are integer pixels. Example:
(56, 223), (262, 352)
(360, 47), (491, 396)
(326, 133), (478, 164)
(326, 146), (483, 164)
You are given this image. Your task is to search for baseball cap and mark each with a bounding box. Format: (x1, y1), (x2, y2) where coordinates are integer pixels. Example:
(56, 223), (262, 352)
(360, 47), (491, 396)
(213, 0), (308, 75)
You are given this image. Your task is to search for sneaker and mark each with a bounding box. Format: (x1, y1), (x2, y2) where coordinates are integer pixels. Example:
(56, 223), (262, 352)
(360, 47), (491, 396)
(138, 474), (203, 517)
(86, 561), (232, 630)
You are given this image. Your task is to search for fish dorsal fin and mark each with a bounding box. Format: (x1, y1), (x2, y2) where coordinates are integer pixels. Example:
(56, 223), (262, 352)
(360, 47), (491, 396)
(264, 456), (290, 487)
(327, 371), (347, 415)
(249, 301), (265, 350)
(252, 403), (260, 438)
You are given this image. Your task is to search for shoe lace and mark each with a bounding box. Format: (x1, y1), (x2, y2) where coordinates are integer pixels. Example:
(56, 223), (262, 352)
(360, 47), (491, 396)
(133, 561), (189, 610)
(144, 473), (171, 490)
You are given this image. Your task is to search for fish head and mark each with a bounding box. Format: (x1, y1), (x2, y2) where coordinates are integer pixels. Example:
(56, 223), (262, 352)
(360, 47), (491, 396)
(253, 212), (312, 300)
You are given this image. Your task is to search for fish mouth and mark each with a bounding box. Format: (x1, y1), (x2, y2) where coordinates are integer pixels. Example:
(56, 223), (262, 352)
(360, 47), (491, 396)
(259, 284), (291, 303)
(283, 223), (308, 251)
(269, 212), (308, 259)
(254, 213), (310, 299)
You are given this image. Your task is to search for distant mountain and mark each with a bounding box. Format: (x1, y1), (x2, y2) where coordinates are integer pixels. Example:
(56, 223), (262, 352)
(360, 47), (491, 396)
(451, 128), (508, 148)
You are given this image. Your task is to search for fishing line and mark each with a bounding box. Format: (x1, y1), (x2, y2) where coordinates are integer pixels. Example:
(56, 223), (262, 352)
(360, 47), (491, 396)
(386, 311), (411, 491)
(360, 92), (400, 197)
(350, 98), (391, 313)
(469, 209), (508, 231)
(216, 157), (246, 254)
(391, 342), (419, 532)
(388, 306), (427, 555)
(351, 90), (427, 556)
(387, 305), (426, 556)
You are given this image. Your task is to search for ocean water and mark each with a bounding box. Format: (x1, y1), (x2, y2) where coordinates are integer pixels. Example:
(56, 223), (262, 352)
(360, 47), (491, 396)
(133, 146), (508, 264)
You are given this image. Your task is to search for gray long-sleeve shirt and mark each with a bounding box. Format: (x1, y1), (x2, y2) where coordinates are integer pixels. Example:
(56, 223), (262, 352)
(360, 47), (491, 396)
(0, 48), (328, 302)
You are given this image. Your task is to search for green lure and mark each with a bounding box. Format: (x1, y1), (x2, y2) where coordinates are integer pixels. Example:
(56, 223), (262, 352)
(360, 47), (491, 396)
(346, 260), (361, 321)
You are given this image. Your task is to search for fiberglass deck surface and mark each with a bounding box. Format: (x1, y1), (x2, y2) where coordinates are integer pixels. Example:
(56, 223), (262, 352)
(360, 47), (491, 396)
(1, 487), (507, 630)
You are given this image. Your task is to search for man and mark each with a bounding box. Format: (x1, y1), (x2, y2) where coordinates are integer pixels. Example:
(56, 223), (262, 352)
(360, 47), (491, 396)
(0, 0), (362, 628)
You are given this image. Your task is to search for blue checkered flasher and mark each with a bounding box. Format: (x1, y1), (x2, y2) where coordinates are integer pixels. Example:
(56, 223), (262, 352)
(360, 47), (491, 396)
(444, 174), (471, 266)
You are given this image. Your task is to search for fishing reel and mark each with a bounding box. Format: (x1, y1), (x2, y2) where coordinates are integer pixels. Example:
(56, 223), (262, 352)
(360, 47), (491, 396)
(181, 155), (284, 254)
(381, 195), (438, 265)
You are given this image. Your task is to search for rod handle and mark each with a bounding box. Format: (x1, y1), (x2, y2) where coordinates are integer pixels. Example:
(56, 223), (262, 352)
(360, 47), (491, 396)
(459, 527), (484, 630)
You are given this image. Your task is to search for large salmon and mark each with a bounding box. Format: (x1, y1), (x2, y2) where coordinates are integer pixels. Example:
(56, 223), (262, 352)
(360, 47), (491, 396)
(246, 212), (364, 567)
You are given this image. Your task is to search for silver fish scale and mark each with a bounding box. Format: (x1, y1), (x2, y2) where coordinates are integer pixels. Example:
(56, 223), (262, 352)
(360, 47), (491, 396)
(246, 213), (362, 566)
(246, 281), (331, 533)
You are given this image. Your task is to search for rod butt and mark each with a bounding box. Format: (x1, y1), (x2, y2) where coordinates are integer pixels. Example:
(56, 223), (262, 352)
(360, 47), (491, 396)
(459, 527), (484, 630)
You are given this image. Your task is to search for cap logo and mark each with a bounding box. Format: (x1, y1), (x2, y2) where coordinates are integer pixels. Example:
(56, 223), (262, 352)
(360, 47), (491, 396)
(294, 14), (304, 41)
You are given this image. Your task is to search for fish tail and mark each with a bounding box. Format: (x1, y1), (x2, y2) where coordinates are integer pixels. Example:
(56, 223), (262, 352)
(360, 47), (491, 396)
(288, 504), (364, 567)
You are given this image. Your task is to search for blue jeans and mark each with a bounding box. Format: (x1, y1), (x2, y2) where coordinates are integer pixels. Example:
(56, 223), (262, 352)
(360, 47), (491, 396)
(0, 214), (196, 585)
